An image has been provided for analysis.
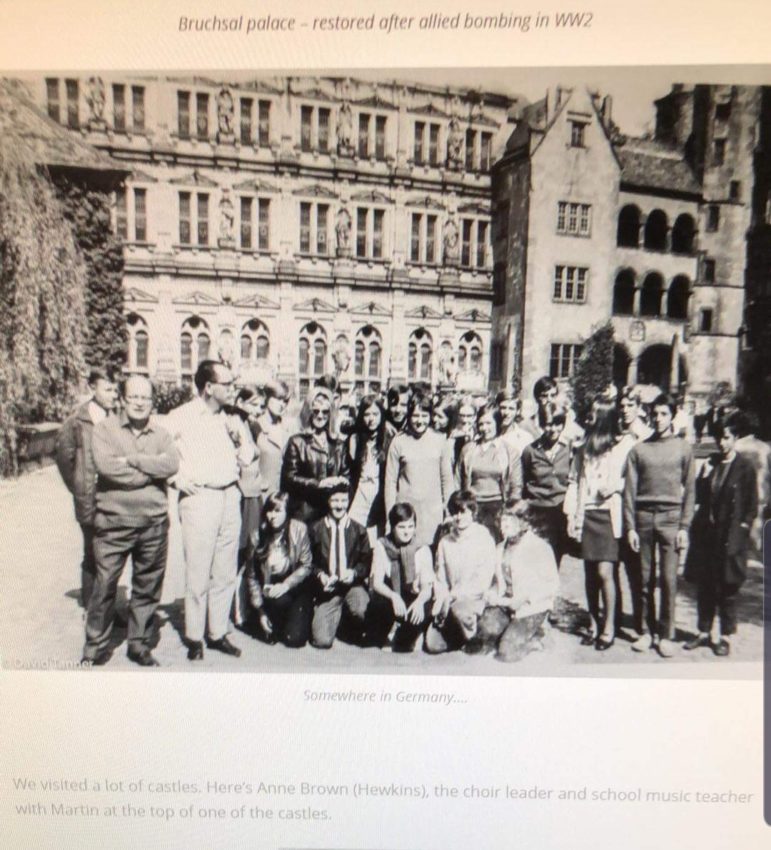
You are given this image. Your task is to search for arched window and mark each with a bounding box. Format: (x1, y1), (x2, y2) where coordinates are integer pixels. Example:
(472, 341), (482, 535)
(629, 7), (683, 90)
(640, 272), (664, 317)
(671, 213), (696, 255)
(617, 205), (640, 248)
(643, 209), (668, 252)
(126, 313), (149, 373)
(612, 269), (636, 315)
(180, 316), (210, 377)
(667, 275), (691, 320)
(298, 321), (327, 397)
(408, 327), (433, 383)
(458, 330), (483, 372)
(240, 319), (270, 364)
(353, 325), (382, 395)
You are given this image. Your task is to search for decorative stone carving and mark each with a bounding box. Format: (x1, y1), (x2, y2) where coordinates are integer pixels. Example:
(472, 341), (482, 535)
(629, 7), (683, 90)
(442, 217), (460, 266)
(332, 340), (351, 376)
(447, 117), (464, 170)
(438, 348), (459, 386)
(216, 88), (235, 143)
(86, 77), (106, 129)
(335, 207), (352, 256)
(337, 102), (354, 156)
(218, 191), (236, 247)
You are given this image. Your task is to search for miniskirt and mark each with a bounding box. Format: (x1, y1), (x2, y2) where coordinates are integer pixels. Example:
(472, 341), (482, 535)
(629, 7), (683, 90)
(580, 509), (619, 561)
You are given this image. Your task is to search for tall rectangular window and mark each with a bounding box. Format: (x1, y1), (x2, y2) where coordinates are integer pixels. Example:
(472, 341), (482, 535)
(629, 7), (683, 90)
(553, 265), (588, 303)
(179, 192), (191, 244)
(729, 180), (741, 201)
(428, 123), (440, 165)
(570, 121), (586, 148)
(410, 213), (438, 263)
(410, 215), (421, 262)
(318, 108), (330, 152)
(240, 98), (253, 144)
(299, 202), (328, 255)
(133, 189), (147, 241)
(240, 197), (253, 249)
(300, 202), (311, 252)
(300, 106), (313, 152)
(177, 91), (190, 138)
(196, 93), (209, 140)
(465, 129), (476, 170)
(460, 218), (490, 268)
(425, 215), (436, 263)
(316, 204), (328, 254)
(65, 79), (79, 129)
(258, 198), (270, 251)
(258, 100), (271, 146)
(131, 86), (145, 132)
(356, 208), (368, 257)
(197, 194), (209, 245)
(414, 122), (425, 164)
(115, 188), (128, 240)
(462, 220), (473, 266)
(704, 258), (716, 282)
(480, 132), (493, 171)
(714, 138), (726, 166)
(46, 78), (60, 122)
(375, 115), (387, 160)
(700, 309), (714, 332)
(358, 113), (370, 158)
(355, 208), (384, 259)
(112, 84), (126, 131)
(707, 204), (720, 232)
(372, 209), (384, 258)
(476, 221), (488, 267)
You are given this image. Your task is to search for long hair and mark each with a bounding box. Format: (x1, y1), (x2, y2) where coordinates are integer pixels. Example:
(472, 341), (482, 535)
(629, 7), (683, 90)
(351, 393), (388, 468)
(432, 395), (457, 436)
(299, 387), (335, 434)
(475, 401), (499, 440)
(584, 397), (620, 457)
(255, 491), (291, 558)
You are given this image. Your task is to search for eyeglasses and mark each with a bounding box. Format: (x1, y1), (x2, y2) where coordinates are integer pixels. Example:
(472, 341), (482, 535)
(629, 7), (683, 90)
(210, 380), (235, 388)
(311, 408), (330, 416)
(125, 396), (152, 403)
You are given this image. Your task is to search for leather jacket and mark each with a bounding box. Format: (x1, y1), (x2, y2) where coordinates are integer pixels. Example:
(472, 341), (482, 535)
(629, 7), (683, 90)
(246, 519), (312, 609)
(280, 431), (350, 523)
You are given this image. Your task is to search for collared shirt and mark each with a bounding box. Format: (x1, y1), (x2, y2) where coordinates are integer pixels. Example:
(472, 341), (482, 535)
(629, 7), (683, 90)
(324, 514), (350, 577)
(164, 396), (254, 489)
(435, 522), (496, 602)
(521, 435), (572, 507)
(91, 411), (178, 525)
(88, 400), (108, 425)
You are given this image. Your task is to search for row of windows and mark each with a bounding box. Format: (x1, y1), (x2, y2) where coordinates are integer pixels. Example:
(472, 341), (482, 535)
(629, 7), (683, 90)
(115, 189), (491, 267)
(46, 78), (147, 132)
(612, 271), (691, 319)
(126, 315), (484, 385)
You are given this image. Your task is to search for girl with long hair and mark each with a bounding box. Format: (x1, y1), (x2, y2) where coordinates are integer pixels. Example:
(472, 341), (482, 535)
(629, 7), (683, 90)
(384, 392), (454, 548)
(566, 396), (633, 650)
(245, 491), (314, 647)
(347, 394), (396, 540)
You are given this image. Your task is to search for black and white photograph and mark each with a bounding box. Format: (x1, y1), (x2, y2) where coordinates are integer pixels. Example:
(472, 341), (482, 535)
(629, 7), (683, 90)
(0, 67), (768, 675)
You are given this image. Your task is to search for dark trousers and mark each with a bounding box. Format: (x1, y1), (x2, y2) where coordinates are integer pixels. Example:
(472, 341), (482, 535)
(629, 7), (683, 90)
(367, 591), (429, 651)
(424, 598), (481, 653)
(697, 577), (740, 636)
(260, 581), (313, 647)
(616, 541), (643, 634)
(311, 585), (370, 648)
(530, 505), (569, 566)
(83, 518), (169, 659)
(636, 507), (680, 640)
(477, 606), (548, 662)
(79, 523), (97, 608)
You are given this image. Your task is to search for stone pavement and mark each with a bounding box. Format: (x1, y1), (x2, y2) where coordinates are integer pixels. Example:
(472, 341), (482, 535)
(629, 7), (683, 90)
(0, 465), (763, 677)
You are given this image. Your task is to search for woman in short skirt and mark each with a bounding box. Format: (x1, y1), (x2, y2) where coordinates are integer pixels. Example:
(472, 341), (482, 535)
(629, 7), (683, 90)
(566, 397), (634, 650)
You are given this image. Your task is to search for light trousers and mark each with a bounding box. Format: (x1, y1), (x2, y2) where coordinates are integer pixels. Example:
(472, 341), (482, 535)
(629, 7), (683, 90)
(179, 485), (241, 643)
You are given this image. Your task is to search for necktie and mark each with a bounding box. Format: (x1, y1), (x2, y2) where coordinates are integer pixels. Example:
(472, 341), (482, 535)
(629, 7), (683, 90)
(336, 520), (344, 578)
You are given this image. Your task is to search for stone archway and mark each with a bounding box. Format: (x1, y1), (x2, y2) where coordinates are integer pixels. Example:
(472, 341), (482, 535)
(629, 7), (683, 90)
(612, 342), (632, 388)
(638, 344), (687, 390)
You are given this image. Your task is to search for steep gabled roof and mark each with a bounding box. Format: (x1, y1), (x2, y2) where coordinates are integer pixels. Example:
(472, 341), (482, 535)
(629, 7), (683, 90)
(615, 137), (701, 197)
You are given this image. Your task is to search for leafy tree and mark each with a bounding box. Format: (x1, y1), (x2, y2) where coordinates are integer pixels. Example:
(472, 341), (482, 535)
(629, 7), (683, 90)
(0, 147), (87, 475)
(570, 320), (615, 425)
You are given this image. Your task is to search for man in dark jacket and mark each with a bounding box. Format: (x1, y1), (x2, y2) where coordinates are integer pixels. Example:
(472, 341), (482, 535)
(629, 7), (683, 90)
(308, 481), (371, 648)
(55, 368), (118, 607)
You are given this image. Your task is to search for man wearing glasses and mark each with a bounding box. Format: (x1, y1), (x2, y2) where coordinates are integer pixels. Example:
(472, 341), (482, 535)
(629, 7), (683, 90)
(165, 360), (255, 661)
(82, 376), (178, 667)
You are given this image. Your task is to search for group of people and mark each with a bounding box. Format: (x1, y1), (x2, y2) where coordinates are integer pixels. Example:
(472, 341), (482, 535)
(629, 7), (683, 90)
(55, 363), (766, 667)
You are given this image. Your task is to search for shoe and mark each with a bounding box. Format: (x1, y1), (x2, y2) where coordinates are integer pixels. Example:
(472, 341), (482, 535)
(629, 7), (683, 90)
(580, 633), (597, 646)
(81, 650), (110, 667)
(631, 634), (652, 652)
(207, 636), (242, 657)
(657, 639), (676, 658)
(127, 648), (160, 667)
(187, 641), (204, 661)
(712, 639), (730, 657)
(683, 635), (709, 651)
(595, 636), (615, 651)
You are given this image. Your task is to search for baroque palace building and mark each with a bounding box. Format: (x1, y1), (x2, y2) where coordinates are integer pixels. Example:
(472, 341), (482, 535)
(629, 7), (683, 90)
(32, 74), (516, 397)
(490, 83), (770, 407)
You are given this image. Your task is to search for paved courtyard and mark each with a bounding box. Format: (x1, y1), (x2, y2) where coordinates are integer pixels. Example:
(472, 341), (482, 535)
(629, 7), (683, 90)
(0, 465), (763, 677)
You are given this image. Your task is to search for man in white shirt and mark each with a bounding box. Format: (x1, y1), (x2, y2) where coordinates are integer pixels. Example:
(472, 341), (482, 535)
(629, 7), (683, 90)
(165, 360), (254, 661)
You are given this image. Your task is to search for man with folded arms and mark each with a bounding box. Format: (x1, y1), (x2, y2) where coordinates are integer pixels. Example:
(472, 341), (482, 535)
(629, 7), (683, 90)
(165, 360), (254, 661)
(82, 376), (178, 667)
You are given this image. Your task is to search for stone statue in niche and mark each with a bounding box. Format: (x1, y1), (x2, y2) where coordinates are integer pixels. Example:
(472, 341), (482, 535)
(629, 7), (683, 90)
(86, 77), (106, 129)
(442, 217), (460, 266)
(337, 102), (354, 156)
(438, 347), (459, 386)
(216, 88), (235, 142)
(447, 117), (464, 170)
(335, 207), (352, 256)
(218, 191), (236, 247)
(332, 341), (351, 377)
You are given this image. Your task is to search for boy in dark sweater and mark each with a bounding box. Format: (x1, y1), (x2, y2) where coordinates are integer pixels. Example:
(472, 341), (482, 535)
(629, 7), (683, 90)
(623, 393), (695, 658)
